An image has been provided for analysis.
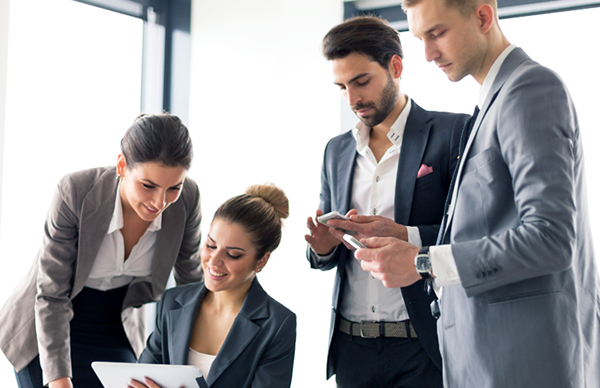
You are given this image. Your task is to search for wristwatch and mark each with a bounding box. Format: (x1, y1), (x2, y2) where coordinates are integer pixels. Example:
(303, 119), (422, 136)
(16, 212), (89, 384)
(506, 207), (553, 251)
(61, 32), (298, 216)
(414, 246), (433, 280)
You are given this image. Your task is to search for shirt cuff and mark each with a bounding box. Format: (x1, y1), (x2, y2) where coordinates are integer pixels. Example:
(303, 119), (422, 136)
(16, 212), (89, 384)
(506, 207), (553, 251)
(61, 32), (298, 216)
(406, 226), (422, 247)
(312, 245), (339, 263)
(430, 244), (461, 287)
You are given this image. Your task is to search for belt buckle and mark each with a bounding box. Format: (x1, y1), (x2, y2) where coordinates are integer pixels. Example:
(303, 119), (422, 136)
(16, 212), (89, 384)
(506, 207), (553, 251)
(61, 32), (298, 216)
(359, 320), (379, 338)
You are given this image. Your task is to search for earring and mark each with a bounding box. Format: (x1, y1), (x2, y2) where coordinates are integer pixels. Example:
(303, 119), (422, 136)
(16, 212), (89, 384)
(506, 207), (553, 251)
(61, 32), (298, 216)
(256, 267), (263, 273)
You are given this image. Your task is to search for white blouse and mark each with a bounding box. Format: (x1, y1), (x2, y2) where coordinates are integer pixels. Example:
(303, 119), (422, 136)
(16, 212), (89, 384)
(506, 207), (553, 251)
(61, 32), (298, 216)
(84, 181), (162, 290)
(188, 347), (216, 378)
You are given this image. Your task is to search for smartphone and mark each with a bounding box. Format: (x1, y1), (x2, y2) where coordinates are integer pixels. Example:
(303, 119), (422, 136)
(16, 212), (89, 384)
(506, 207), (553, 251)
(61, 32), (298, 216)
(343, 234), (366, 249)
(317, 211), (356, 234)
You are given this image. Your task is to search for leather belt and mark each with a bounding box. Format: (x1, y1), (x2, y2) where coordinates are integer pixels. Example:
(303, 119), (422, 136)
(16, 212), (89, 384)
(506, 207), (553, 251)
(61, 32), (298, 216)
(338, 316), (417, 338)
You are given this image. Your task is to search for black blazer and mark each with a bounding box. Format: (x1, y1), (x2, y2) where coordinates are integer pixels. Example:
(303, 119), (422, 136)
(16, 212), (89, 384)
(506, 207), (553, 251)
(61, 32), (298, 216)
(139, 278), (296, 388)
(307, 100), (468, 378)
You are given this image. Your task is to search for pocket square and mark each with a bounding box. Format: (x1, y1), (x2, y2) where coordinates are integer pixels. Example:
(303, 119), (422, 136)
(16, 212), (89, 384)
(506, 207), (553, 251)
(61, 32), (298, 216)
(417, 164), (434, 179)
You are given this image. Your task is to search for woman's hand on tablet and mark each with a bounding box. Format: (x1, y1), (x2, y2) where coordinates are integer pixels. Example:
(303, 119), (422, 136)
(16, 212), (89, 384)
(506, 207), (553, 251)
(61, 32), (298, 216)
(128, 377), (172, 388)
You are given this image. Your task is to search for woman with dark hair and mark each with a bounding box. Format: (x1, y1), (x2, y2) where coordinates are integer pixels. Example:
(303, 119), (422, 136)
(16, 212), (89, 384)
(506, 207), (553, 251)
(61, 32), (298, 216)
(0, 113), (203, 388)
(129, 183), (296, 388)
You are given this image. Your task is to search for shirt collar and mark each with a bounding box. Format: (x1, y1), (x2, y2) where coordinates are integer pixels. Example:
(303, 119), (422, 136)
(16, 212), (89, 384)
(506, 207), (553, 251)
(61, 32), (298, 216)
(478, 44), (516, 108)
(108, 180), (162, 235)
(351, 96), (412, 152)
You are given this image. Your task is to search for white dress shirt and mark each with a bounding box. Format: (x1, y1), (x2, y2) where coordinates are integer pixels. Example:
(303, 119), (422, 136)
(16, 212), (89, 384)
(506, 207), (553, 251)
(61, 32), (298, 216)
(430, 44), (517, 287)
(84, 181), (161, 290)
(337, 97), (421, 323)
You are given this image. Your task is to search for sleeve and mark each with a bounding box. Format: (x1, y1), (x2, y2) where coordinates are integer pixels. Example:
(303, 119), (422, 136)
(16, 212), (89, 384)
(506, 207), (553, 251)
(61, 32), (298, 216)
(173, 179), (203, 285)
(430, 244), (461, 287)
(452, 66), (578, 297)
(34, 179), (80, 385)
(251, 313), (297, 388)
(406, 225), (423, 247)
(306, 140), (344, 271)
(138, 292), (168, 364)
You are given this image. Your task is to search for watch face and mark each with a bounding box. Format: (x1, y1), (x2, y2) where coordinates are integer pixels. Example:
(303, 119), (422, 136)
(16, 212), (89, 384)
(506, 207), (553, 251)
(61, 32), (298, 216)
(416, 255), (431, 273)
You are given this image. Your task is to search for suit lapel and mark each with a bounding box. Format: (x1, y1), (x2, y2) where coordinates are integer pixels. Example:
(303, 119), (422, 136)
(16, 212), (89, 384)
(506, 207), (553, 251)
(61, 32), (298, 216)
(336, 134), (358, 212)
(167, 285), (206, 365)
(73, 167), (118, 295)
(206, 278), (268, 385)
(444, 48), (531, 233)
(394, 102), (433, 224)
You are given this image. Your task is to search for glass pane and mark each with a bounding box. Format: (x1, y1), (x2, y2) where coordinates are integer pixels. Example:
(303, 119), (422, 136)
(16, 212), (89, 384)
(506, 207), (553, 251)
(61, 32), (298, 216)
(0, 1), (143, 384)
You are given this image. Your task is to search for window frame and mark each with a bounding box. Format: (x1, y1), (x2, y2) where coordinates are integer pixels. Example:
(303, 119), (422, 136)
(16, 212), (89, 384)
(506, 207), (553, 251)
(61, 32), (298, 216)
(344, 0), (600, 31)
(74, 0), (192, 121)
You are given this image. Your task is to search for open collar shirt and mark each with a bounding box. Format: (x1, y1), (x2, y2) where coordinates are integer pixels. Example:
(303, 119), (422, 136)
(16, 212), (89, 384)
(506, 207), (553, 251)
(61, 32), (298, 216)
(340, 97), (421, 322)
(84, 180), (162, 290)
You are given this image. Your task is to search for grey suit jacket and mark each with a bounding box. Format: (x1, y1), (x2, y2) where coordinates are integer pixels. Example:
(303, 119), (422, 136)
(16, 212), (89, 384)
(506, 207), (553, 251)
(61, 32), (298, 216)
(308, 100), (467, 378)
(139, 278), (296, 388)
(0, 166), (203, 385)
(439, 48), (600, 387)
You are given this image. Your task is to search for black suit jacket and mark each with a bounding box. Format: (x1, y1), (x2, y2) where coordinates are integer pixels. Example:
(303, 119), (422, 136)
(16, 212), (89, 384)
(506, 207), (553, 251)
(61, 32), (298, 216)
(308, 100), (467, 378)
(139, 278), (296, 388)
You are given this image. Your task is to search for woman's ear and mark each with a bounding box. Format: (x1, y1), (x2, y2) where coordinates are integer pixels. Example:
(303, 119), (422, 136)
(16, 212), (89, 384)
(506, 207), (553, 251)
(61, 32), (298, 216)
(116, 153), (127, 178)
(255, 252), (271, 273)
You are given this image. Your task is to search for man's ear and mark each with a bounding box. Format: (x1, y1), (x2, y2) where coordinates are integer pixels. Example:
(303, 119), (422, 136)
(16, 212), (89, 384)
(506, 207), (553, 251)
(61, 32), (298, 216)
(388, 54), (404, 79)
(476, 3), (495, 34)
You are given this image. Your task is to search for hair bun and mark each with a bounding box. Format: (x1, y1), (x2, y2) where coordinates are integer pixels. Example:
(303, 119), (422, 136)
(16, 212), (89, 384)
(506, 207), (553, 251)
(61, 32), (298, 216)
(246, 183), (289, 220)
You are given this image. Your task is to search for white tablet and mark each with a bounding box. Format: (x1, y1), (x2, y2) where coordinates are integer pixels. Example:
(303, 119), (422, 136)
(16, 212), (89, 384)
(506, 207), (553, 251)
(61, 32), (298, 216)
(92, 361), (203, 388)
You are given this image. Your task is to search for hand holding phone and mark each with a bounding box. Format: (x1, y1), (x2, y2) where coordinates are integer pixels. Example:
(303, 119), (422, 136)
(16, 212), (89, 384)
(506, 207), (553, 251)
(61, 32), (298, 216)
(343, 234), (366, 250)
(317, 211), (356, 234)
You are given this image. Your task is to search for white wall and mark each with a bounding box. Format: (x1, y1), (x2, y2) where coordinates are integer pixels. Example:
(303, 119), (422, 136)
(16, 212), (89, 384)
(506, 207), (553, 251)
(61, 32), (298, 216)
(188, 0), (342, 386)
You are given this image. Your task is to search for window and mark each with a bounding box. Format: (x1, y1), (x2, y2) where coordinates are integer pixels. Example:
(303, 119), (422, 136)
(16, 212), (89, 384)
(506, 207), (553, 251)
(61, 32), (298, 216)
(0, 1), (143, 383)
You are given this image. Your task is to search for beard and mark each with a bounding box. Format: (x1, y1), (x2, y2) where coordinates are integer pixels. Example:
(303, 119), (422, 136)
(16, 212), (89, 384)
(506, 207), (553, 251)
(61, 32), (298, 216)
(353, 72), (398, 128)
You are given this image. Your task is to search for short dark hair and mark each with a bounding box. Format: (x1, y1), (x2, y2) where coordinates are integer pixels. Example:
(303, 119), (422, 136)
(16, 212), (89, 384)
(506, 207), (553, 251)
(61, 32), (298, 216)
(322, 15), (403, 69)
(213, 183), (289, 260)
(120, 113), (193, 169)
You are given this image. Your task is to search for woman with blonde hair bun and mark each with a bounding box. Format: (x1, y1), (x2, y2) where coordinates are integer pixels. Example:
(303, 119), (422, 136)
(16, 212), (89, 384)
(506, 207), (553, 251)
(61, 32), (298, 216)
(131, 183), (296, 388)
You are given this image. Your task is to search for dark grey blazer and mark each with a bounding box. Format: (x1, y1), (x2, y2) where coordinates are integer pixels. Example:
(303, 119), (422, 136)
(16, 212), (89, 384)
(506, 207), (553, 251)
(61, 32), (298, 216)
(307, 100), (468, 378)
(0, 166), (203, 385)
(440, 48), (600, 387)
(139, 278), (296, 388)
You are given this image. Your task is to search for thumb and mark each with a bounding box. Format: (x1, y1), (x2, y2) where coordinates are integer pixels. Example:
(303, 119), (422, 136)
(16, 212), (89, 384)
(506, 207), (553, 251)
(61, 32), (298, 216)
(360, 236), (388, 248)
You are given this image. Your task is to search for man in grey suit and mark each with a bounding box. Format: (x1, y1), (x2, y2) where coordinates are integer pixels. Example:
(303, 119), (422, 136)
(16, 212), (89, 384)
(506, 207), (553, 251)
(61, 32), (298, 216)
(354, 0), (600, 387)
(305, 16), (467, 387)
